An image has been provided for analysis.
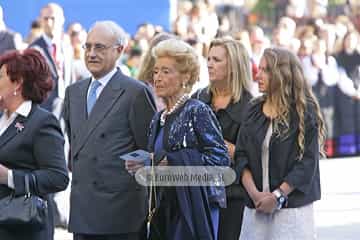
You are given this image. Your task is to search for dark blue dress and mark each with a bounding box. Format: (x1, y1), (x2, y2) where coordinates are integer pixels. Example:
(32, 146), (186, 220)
(148, 99), (229, 240)
(153, 127), (219, 240)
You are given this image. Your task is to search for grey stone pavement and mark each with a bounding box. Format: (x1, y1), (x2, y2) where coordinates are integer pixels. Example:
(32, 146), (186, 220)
(55, 157), (360, 240)
(315, 157), (360, 240)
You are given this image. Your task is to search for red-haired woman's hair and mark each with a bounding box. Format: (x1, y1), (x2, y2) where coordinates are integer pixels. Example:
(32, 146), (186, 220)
(0, 49), (53, 103)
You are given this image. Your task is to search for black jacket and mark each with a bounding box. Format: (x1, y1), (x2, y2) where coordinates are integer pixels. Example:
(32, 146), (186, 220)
(0, 104), (69, 240)
(235, 98), (321, 208)
(0, 30), (17, 55)
(192, 87), (252, 199)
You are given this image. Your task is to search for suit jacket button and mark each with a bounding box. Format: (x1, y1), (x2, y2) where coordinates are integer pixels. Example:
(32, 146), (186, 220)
(100, 133), (105, 138)
(72, 135), (76, 139)
(72, 179), (78, 185)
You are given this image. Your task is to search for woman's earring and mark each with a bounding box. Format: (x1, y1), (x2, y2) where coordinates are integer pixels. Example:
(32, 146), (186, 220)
(182, 82), (186, 89)
(13, 90), (17, 96)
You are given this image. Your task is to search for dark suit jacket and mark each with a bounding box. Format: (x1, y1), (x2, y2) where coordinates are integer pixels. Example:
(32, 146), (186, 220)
(30, 35), (74, 113)
(0, 30), (17, 55)
(0, 104), (69, 240)
(63, 69), (156, 234)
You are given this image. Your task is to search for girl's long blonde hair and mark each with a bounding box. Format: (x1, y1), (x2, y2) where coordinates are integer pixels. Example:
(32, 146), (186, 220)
(262, 48), (326, 159)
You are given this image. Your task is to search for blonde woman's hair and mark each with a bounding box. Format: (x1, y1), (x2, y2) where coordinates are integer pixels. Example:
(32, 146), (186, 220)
(262, 48), (326, 159)
(137, 32), (175, 84)
(209, 37), (252, 103)
(152, 38), (200, 92)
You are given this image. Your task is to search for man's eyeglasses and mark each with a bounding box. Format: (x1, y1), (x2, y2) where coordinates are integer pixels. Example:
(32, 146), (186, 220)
(43, 16), (55, 21)
(82, 43), (119, 53)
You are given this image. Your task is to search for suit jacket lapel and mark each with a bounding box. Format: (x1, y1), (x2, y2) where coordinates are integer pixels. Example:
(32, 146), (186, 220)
(71, 78), (90, 149)
(74, 78), (90, 124)
(31, 37), (58, 80)
(0, 105), (34, 148)
(73, 71), (125, 155)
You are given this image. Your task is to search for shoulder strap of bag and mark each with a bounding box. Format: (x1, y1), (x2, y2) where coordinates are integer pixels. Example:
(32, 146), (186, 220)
(24, 174), (31, 198)
(147, 153), (157, 238)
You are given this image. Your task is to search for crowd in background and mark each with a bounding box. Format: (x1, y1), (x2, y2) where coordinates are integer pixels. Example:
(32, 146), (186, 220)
(1, 0), (360, 158)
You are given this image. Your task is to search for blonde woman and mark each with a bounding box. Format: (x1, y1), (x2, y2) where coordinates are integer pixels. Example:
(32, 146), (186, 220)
(235, 48), (325, 240)
(137, 32), (176, 110)
(193, 37), (253, 240)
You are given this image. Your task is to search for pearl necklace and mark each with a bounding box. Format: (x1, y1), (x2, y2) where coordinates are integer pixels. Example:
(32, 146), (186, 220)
(160, 94), (189, 126)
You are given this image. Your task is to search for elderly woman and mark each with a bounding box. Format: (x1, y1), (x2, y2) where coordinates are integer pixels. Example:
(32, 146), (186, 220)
(0, 49), (69, 240)
(145, 39), (230, 239)
(193, 37), (253, 240)
(236, 48), (325, 240)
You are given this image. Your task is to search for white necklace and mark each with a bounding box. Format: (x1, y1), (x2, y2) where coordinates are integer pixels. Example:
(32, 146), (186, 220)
(160, 94), (189, 126)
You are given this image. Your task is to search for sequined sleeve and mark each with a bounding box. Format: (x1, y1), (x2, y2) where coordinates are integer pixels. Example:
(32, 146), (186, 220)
(192, 103), (230, 166)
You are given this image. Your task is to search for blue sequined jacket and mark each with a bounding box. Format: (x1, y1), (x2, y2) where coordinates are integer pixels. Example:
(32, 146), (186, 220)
(148, 99), (230, 208)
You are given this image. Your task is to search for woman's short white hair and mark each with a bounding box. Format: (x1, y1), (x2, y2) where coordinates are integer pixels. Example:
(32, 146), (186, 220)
(152, 39), (196, 59)
(89, 20), (128, 47)
(152, 39), (200, 91)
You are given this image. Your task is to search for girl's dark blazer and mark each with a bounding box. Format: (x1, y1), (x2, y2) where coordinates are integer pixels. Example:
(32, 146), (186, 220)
(235, 98), (321, 209)
(0, 104), (69, 240)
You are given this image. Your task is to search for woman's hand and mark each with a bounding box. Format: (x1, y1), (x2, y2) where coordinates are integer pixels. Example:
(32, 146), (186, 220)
(158, 156), (168, 166)
(125, 160), (144, 175)
(251, 191), (272, 207)
(0, 164), (9, 184)
(255, 193), (277, 214)
(352, 92), (360, 101)
(224, 140), (235, 161)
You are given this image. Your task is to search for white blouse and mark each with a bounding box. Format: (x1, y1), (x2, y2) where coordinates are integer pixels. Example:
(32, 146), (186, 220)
(0, 100), (32, 188)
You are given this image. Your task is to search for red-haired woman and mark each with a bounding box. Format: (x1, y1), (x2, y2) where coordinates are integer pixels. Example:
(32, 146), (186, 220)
(0, 49), (69, 240)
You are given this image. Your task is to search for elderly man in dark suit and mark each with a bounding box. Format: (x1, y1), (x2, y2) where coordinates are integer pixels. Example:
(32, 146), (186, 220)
(63, 20), (156, 240)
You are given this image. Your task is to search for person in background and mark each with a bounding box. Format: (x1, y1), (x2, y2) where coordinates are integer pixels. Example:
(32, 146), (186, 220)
(29, 2), (74, 117)
(137, 32), (176, 110)
(301, 37), (338, 157)
(272, 17), (299, 52)
(25, 20), (43, 45)
(334, 30), (360, 156)
(0, 5), (25, 55)
(67, 22), (89, 81)
(126, 47), (142, 78)
(63, 20), (156, 240)
(193, 37), (253, 240)
(185, 37), (209, 93)
(236, 48), (325, 240)
(0, 49), (69, 240)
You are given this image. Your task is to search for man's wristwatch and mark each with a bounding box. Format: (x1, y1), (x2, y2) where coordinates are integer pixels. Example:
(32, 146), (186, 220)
(272, 189), (288, 210)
